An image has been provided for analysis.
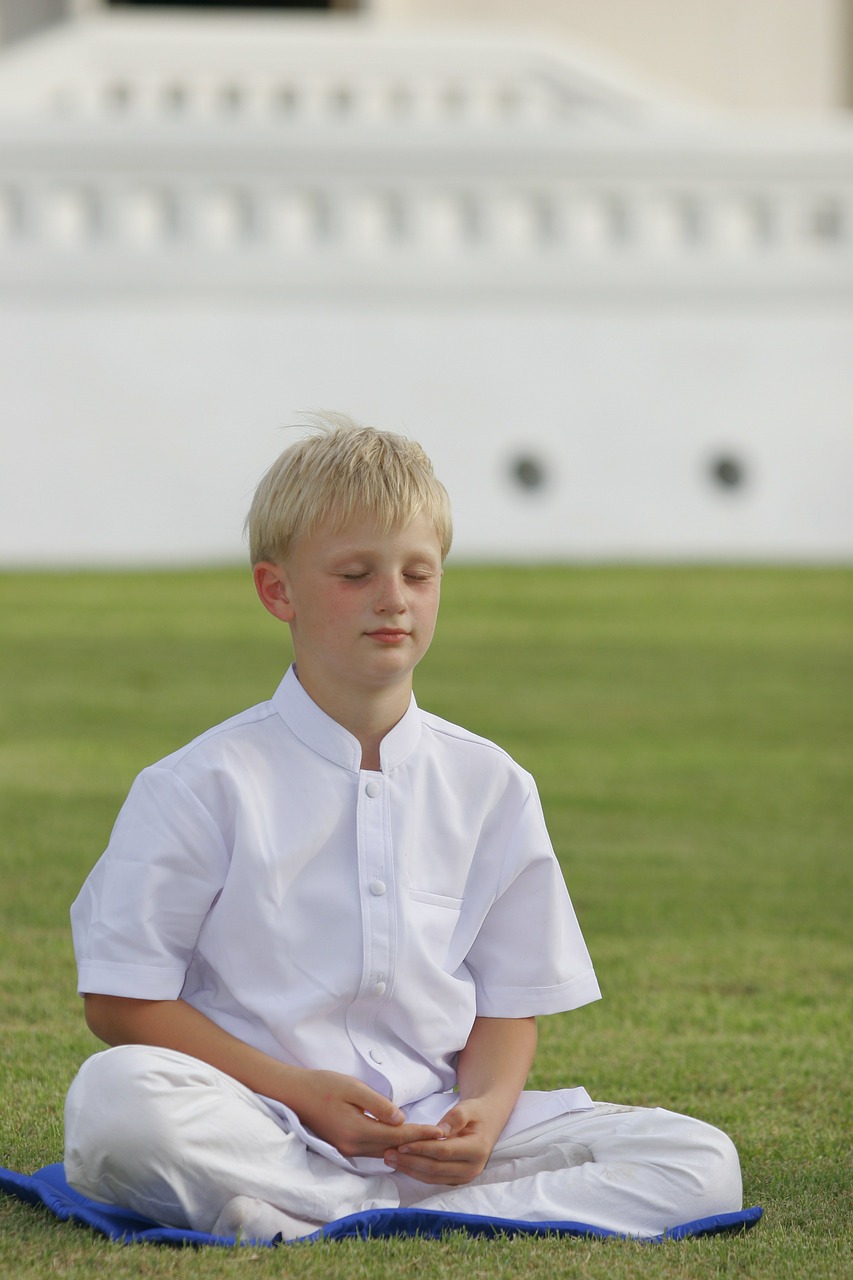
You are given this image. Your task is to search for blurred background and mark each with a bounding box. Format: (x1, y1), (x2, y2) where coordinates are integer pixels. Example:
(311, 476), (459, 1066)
(1, 0), (852, 565)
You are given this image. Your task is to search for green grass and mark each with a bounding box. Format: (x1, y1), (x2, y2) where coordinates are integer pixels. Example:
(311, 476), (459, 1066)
(1, 565), (851, 1279)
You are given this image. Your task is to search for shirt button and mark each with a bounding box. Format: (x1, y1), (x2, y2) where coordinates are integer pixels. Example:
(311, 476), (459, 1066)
(372, 981), (387, 997)
(365, 780), (381, 798)
(369, 879), (386, 896)
(369, 1048), (384, 1064)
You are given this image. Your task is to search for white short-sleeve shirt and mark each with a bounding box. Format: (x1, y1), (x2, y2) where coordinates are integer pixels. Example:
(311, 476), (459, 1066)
(72, 666), (601, 1121)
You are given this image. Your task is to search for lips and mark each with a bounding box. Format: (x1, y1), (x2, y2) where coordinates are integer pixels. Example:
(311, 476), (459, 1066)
(367, 629), (409, 641)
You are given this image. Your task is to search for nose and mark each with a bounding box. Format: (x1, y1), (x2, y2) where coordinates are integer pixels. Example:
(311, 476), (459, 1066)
(375, 574), (407, 615)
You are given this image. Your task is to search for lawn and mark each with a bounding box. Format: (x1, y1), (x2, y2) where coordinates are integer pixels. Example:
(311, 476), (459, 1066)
(1, 565), (851, 1279)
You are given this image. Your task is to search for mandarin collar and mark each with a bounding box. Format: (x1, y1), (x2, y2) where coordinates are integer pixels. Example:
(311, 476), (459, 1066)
(271, 664), (421, 774)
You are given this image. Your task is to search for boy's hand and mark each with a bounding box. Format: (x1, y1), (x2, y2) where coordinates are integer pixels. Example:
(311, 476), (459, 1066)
(285, 1068), (445, 1160)
(382, 1099), (500, 1186)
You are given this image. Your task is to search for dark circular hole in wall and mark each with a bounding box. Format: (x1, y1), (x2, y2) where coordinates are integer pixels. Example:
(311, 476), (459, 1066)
(708, 453), (748, 491)
(509, 454), (549, 492)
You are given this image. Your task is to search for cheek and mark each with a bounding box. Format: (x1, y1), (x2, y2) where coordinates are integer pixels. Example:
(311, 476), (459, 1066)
(297, 588), (352, 635)
(323, 590), (363, 628)
(417, 593), (441, 638)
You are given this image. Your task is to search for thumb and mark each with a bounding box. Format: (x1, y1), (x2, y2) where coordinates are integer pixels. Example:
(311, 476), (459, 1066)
(437, 1102), (471, 1137)
(367, 1094), (406, 1126)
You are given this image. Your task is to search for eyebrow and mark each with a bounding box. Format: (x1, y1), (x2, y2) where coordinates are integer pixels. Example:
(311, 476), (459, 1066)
(328, 540), (440, 557)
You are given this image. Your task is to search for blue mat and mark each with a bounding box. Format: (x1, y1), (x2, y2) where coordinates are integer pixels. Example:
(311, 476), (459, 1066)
(1, 1163), (762, 1246)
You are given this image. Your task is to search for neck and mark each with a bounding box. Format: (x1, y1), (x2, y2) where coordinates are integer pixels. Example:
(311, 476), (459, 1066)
(294, 667), (411, 770)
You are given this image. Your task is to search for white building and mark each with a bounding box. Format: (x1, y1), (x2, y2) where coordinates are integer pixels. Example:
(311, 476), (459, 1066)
(1, 6), (852, 564)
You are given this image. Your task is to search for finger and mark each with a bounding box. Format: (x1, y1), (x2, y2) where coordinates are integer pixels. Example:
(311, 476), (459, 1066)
(353, 1089), (406, 1126)
(387, 1135), (475, 1165)
(364, 1122), (446, 1149)
(384, 1148), (480, 1184)
(396, 1136), (453, 1157)
(405, 1141), (466, 1163)
(392, 1128), (490, 1169)
(347, 1120), (446, 1158)
(386, 1122), (447, 1143)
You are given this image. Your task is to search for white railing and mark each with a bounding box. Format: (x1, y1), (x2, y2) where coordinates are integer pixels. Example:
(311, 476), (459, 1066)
(1, 171), (850, 267)
(23, 73), (593, 128)
(0, 16), (851, 290)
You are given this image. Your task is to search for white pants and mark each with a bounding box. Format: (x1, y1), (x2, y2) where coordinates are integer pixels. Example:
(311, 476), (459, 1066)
(64, 1046), (742, 1240)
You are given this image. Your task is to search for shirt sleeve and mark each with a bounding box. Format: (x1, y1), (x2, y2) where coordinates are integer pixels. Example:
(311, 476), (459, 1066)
(464, 778), (601, 1018)
(71, 765), (230, 999)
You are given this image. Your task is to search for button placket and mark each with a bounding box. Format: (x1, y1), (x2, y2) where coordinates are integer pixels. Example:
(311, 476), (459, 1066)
(349, 773), (395, 1079)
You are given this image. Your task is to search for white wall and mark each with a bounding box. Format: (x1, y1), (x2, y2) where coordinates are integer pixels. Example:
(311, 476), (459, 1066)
(3, 298), (851, 566)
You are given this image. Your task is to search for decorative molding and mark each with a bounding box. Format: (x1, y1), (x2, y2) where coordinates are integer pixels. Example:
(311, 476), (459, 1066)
(0, 14), (851, 297)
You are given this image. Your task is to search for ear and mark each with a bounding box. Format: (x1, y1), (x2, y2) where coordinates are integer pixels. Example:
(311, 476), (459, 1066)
(253, 561), (296, 623)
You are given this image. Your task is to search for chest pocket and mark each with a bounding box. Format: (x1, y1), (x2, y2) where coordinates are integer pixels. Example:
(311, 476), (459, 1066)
(405, 889), (464, 970)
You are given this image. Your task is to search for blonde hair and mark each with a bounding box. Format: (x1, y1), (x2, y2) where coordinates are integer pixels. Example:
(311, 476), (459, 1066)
(246, 413), (453, 565)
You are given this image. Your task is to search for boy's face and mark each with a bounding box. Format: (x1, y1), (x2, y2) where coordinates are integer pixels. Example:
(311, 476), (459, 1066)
(255, 510), (443, 717)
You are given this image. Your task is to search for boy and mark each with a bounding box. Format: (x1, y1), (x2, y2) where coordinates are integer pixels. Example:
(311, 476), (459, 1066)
(65, 418), (742, 1241)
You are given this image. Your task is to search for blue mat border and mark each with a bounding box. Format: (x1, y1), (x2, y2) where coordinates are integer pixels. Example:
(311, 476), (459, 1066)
(0, 1163), (763, 1247)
